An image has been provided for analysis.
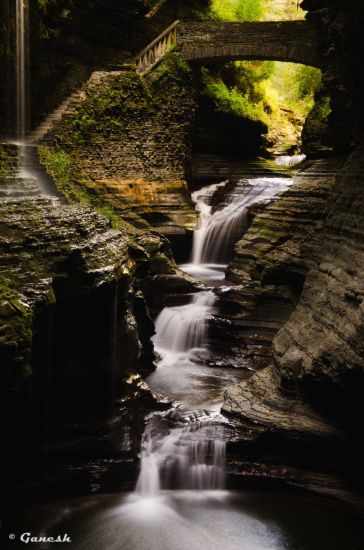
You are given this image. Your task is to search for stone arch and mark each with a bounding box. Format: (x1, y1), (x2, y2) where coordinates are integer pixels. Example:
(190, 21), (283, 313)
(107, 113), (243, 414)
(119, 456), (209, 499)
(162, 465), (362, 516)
(178, 21), (321, 68)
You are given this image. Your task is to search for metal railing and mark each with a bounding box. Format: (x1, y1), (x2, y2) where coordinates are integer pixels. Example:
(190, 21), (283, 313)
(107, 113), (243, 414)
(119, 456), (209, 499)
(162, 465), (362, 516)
(135, 20), (179, 75)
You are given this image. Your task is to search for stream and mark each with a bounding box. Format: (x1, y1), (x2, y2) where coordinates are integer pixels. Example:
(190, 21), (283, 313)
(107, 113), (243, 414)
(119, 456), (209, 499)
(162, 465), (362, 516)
(18, 162), (363, 550)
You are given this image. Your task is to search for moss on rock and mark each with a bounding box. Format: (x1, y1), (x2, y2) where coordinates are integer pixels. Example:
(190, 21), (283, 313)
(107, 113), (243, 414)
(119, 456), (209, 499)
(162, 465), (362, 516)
(38, 52), (197, 236)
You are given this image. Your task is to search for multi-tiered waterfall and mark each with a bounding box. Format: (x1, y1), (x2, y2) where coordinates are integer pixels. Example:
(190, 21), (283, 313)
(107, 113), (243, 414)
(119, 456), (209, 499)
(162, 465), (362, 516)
(136, 173), (294, 499)
(20, 164), (362, 550)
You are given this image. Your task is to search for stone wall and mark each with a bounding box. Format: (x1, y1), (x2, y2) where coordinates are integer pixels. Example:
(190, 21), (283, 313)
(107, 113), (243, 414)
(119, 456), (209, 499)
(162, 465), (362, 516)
(39, 54), (198, 243)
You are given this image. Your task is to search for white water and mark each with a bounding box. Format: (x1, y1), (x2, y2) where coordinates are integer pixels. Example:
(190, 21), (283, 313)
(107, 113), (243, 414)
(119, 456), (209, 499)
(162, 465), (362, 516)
(139, 172), (294, 498)
(142, 288), (227, 495)
(16, 0), (28, 140)
(153, 291), (215, 356)
(136, 411), (226, 495)
(5, 0), (58, 200)
(29, 162), (363, 549)
(274, 153), (306, 168)
(186, 176), (294, 269)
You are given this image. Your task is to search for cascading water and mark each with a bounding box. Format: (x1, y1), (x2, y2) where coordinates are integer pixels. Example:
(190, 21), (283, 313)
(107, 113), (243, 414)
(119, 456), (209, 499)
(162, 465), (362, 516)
(136, 411), (226, 496)
(1, 0), (59, 201)
(26, 161), (363, 550)
(16, 0), (28, 141)
(184, 176), (294, 274)
(140, 171), (295, 496)
(153, 291), (215, 359)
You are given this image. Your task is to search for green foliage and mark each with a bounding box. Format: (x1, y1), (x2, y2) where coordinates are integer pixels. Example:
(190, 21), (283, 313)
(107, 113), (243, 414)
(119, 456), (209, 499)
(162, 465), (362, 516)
(38, 146), (72, 187)
(202, 1), (323, 150)
(210, 0), (263, 21)
(202, 66), (267, 122)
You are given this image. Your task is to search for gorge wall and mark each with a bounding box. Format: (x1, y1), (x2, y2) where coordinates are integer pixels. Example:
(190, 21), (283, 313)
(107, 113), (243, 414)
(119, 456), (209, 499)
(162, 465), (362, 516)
(3, 0), (364, 504)
(221, 1), (364, 493)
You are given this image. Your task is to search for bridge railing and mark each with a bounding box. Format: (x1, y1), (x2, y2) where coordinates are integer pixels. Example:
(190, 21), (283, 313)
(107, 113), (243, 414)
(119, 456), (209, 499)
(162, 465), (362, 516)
(135, 20), (179, 75)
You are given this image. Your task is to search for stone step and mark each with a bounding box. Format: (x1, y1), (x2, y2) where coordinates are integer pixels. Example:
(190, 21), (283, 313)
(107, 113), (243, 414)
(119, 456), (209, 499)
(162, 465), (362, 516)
(30, 89), (87, 143)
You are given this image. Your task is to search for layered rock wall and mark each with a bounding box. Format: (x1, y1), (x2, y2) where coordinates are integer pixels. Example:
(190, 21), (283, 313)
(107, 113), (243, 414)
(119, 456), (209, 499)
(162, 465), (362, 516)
(220, 4), (364, 491)
(1, 143), (181, 487)
(274, 145), (364, 434)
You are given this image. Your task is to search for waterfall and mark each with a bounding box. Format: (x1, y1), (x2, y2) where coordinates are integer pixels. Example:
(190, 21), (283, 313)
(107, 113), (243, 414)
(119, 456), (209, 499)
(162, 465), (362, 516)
(190, 181), (228, 266)
(139, 172), (295, 500)
(4, 1), (60, 200)
(190, 176), (294, 266)
(136, 412), (226, 496)
(274, 154), (306, 168)
(16, 0), (29, 140)
(153, 291), (215, 355)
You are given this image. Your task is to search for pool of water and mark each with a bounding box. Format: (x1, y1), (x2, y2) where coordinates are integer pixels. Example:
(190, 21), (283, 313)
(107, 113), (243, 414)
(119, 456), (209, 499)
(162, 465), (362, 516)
(18, 490), (363, 550)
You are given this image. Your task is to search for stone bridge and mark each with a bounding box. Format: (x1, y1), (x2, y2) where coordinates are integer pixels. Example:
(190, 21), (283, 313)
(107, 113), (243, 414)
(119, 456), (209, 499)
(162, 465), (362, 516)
(136, 20), (321, 75)
(178, 21), (321, 67)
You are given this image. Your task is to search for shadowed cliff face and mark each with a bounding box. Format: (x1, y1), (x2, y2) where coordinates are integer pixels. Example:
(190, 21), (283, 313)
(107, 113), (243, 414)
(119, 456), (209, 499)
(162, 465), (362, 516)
(0, 140), (185, 497)
(302, 0), (364, 152)
(274, 144), (364, 430)
(220, 1), (364, 490)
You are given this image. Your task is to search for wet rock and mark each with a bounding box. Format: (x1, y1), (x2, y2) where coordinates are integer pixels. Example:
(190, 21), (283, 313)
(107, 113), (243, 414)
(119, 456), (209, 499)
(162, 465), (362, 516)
(121, 374), (172, 412)
(214, 159), (343, 372)
(222, 366), (339, 439)
(221, 151), (364, 488)
(0, 180), (179, 492)
(273, 143), (364, 439)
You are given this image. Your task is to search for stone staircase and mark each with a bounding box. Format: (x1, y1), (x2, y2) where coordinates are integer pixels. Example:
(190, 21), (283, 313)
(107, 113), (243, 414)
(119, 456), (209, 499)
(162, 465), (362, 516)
(29, 88), (87, 144)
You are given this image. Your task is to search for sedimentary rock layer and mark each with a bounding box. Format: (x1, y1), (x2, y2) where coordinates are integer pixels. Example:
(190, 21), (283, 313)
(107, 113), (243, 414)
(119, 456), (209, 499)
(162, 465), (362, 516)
(215, 158), (343, 370)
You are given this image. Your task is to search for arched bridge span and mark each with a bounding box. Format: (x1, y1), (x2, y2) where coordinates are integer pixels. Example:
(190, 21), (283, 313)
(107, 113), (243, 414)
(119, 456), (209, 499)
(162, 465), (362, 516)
(135, 20), (322, 75)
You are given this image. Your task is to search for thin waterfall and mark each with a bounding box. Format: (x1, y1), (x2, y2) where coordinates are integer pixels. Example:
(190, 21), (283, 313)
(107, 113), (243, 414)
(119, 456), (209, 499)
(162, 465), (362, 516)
(16, 0), (29, 141)
(10, 2), (59, 199)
